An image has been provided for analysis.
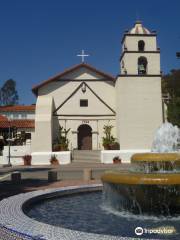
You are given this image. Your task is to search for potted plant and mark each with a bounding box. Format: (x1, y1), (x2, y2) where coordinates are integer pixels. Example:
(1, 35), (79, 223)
(109, 142), (120, 150)
(102, 125), (120, 150)
(53, 126), (70, 151)
(50, 154), (59, 166)
(53, 144), (61, 152)
(113, 156), (121, 164)
(22, 155), (32, 166)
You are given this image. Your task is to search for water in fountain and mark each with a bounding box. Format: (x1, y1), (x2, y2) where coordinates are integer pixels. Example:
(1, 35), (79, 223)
(131, 122), (180, 173)
(102, 122), (180, 217)
(151, 122), (180, 153)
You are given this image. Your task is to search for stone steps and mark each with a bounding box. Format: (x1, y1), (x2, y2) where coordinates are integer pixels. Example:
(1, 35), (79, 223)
(72, 150), (101, 163)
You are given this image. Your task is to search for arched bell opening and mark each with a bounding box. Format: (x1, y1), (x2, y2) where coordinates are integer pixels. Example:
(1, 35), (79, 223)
(138, 56), (148, 75)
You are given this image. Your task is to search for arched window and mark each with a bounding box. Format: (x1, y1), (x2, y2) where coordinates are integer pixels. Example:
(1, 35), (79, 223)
(138, 40), (145, 51)
(138, 57), (148, 74)
(121, 60), (124, 68)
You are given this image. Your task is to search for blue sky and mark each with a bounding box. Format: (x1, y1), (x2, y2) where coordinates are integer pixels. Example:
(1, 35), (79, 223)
(0, 0), (179, 104)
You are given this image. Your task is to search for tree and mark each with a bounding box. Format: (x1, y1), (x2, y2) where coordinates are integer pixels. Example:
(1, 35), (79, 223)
(0, 79), (19, 106)
(162, 69), (180, 127)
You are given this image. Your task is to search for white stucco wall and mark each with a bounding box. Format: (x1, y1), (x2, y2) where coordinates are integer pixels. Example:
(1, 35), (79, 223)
(31, 151), (71, 165)
(31, 96), (54, 152)
(101, 149), (151, 163)
(59, 117), (116, 150)
(122, 53), (160, 75)
(38, 77), (115, 116)
(2, 145), (31, 165)
(116, 76), (163, 149)
(123, 35), (157, 51)
(36, 67), (116, 150)
(1, 112), (35, 120)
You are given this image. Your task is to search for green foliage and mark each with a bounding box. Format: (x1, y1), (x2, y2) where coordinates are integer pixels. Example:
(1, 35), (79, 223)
(0, 79), (19, 106)
(162, 69), (180, 127)
(167, 98), (180, 127)
(54, 126), (71, 151)
(102, 125), (120, 150)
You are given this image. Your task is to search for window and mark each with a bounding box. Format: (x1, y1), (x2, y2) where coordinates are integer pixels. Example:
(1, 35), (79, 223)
(138, 57), (148, 75)
(121, 60), (124, 68)
(21, 113), (27, 119)
(80, 99), (88, 107)
(138, 40), (145, 51)
(12, 113), (19, 119)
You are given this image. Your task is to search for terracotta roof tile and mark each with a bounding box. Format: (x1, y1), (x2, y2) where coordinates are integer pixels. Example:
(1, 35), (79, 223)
(0, 116), (35, 129)
(0, 115), (8, 121)
(0, 115), (9, 128)
(0, 105), (35, 112)
(10, 120), (35, 128)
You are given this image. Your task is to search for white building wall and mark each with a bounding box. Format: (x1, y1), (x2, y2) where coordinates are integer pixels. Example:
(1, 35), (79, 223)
(36, 69), (116, 150)
(31, 96), (54, 152)
(38, 81), (115, 114)
(0, 112), (35, 120)
(123, 36), (157, 51)
(58, 118), (116, 150)
(121, 53), (160, 75)
(116, 76), (162, 149)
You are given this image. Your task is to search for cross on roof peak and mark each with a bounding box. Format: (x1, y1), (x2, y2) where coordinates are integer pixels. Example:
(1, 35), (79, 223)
(77, 50), (90, 63)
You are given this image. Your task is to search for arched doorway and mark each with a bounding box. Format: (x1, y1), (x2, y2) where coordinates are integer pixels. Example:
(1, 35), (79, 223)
(78, 124), (92, 150)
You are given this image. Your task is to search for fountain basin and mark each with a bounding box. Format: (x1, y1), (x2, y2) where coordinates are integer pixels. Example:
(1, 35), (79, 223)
(131, 153), (180, 162)
(131, 153), (180, 172)
(102, 171), (180, 216)
(102, 171), (180, 185)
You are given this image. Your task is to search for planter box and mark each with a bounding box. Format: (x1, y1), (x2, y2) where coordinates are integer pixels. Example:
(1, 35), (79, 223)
(31, 151), (71, 165)
(2, 145), (31, 166)
(101, 149), (151, 164)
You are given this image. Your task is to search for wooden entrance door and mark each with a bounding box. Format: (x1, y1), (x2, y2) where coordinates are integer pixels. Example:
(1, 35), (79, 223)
(78, 124), (92, 150)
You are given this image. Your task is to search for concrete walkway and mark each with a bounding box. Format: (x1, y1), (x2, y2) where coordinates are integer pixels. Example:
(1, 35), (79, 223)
(0, 162), (130, 182)
(0, 163), (130, 200)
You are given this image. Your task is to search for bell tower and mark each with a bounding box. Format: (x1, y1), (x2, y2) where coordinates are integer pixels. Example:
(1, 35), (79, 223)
(116, 21), (163, 150)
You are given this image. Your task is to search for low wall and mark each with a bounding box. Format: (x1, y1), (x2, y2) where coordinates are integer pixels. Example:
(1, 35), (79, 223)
(101, 149), (151, 164)
(2, 145), (31, 165)
(31, 151), (71, 165)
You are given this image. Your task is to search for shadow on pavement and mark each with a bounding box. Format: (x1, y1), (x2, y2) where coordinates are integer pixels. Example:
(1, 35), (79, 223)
(0, 179), (52, 201)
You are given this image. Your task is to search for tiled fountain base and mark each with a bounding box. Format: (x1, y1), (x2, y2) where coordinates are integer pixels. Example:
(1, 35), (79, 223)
(0, 184), (157, 240)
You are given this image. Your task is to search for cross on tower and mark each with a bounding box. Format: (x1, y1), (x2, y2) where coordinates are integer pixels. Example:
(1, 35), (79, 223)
(77, 50), (89, 63)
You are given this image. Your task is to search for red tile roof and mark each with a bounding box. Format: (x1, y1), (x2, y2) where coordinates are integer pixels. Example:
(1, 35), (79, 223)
(0, 115), (8, 121)
(32, 63), (115, 95)
(11, 120), (35, 128)
(0, 105), (35, 112)
(0, 116), (35, 129)
(0, 115), (9, 128)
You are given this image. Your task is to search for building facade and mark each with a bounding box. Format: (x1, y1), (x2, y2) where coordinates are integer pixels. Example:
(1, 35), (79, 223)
(31, 21), (163, 153)
(0, 105), (35, 143)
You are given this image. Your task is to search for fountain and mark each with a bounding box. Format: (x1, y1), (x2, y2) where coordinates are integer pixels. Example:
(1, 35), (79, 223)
(0, 122), (180, 239)
(102, 122), (180, 216)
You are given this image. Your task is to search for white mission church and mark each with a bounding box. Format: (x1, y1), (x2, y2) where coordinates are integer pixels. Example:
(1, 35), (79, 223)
(31, 20), (163, 161)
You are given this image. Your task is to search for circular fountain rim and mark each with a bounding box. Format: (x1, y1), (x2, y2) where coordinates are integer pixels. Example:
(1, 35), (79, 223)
(131, 153), (180, 162)
(0, 184), (151, 240)
(101, 171), (180, 185)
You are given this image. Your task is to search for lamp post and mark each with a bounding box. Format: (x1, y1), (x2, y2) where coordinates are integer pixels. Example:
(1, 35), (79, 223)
(6, 120), (12, 166)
